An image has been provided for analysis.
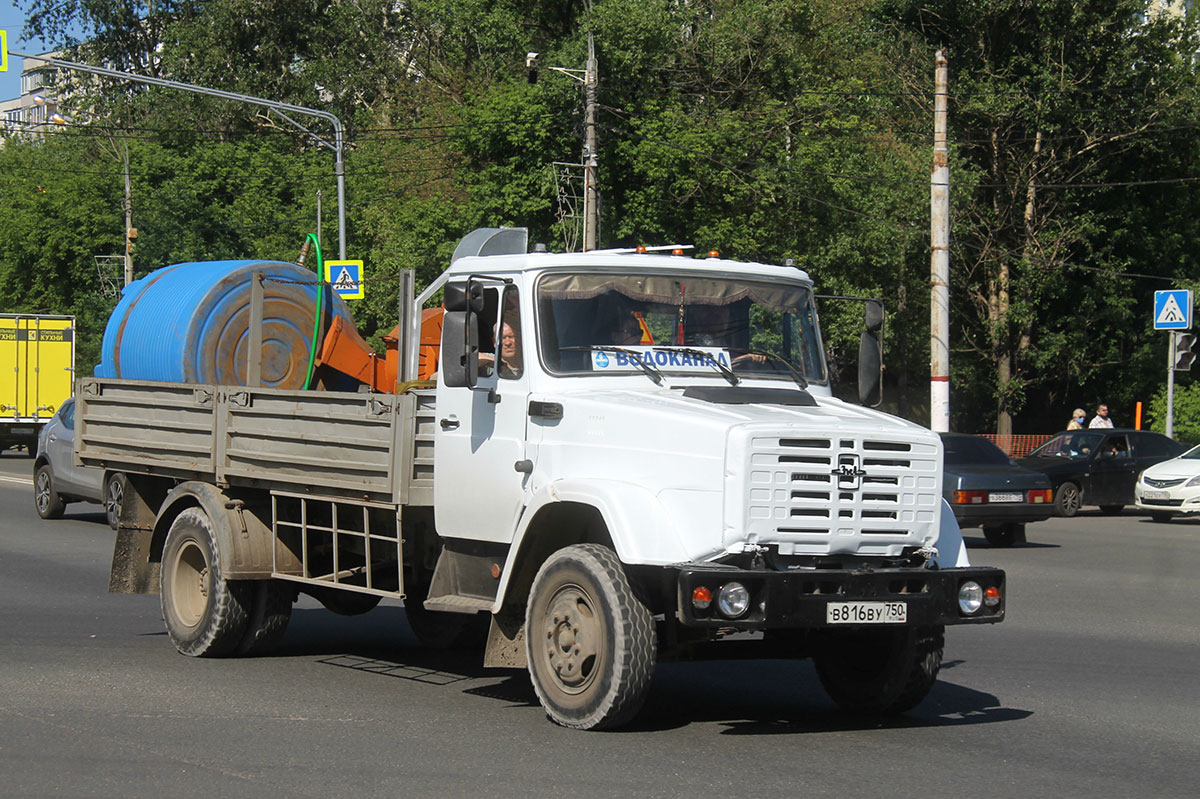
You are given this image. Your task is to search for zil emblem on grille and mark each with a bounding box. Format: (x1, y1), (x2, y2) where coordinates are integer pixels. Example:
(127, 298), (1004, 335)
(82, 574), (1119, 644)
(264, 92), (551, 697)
(833, 454), (868, 490)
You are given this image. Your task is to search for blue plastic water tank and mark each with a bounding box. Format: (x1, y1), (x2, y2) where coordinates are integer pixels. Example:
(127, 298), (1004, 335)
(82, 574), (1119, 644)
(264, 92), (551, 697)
(95, 260), (353, 388)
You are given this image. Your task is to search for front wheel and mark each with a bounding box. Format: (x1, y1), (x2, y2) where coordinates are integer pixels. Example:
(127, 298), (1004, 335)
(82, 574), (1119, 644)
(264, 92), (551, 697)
(814, 625), (944, 714)
(160, 507), (251, 657)
(525, 544), (656, 730)
(34, 464), (65, 520)
(1054, 482), (1081, 517)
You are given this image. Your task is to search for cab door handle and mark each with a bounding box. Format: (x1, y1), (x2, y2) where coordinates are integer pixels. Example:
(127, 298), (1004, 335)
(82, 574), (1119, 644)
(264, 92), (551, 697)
(439, 418), (459, 430)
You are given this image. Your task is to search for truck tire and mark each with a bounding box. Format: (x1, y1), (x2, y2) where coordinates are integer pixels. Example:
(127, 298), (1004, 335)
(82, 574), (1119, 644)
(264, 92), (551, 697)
(307, 587), (382, 616)
(982, 523), (1022, 547)
(814, 625), (944, 715)
(236, 580), (294, 656)
(160, 507), (252, 657)
(525, 544), (656, 730)
(34, 464), (65, 520)
(104, 473), (126, 531)
(1054, 482), (1081, 517)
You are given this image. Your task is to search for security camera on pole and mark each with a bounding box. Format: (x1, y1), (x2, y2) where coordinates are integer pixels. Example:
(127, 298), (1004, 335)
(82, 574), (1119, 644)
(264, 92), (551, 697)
(1154, 289), (1194, 439)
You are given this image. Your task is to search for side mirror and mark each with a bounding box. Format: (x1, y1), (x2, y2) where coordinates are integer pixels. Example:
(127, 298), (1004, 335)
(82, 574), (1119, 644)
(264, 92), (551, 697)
(444, 281), (484, 313)
(440, 310), (478, 388)
(858, 300), (884, 407)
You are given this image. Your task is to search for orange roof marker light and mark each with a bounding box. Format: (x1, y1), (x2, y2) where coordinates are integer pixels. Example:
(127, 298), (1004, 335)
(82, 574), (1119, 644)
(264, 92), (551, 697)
(672, 248), (684, 256)
(707, 250), (720, 259)
(635, 245), (647, 253)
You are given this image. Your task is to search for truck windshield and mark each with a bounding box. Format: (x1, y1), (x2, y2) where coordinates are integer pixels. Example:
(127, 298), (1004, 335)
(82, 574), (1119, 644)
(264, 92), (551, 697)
(536, 271), (826, 383)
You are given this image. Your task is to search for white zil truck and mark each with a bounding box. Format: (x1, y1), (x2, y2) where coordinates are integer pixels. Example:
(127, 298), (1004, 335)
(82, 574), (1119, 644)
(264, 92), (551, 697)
(79, 228), (1004, 730)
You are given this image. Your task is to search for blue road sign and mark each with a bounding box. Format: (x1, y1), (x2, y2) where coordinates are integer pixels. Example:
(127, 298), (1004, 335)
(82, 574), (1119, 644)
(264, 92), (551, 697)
(1154, 289), (1192, 331)
(325, 260), (364, 300)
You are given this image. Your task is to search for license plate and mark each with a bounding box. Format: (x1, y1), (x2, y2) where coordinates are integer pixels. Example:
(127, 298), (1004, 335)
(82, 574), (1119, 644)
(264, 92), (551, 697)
(1142, 489), (1170, 500)
(988, 492), (1023, 503)
(826, 601), (907, 624)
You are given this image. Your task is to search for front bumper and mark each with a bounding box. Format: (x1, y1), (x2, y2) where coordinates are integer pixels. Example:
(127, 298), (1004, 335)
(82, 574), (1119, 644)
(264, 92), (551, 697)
(1134, 483), (1200, 514)
(675, 564), (1005, 629)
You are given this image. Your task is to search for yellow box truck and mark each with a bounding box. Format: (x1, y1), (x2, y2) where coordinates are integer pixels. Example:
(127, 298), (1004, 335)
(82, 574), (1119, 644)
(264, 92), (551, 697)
(0, 314), (75, 454)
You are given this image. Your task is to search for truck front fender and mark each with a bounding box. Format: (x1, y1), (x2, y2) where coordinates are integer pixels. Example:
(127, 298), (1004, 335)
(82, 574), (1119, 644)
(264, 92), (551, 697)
(154, 482), (274, 579)
(936, 498), (970, 568)
(492, 478), (692, 612)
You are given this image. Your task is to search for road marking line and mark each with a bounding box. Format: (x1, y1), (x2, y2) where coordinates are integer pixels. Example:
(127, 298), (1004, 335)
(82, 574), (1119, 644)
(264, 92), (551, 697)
(0, 474), (32, 487)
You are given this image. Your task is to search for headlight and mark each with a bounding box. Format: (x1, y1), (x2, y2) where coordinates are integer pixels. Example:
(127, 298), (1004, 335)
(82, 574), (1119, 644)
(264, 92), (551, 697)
(1186, 475), (1200, 488)
(958, 581), (983, 615)
(717, 582), (750, 618)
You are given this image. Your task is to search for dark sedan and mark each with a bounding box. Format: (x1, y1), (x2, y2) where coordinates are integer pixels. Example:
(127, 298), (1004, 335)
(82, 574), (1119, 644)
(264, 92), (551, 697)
(1017, 429), (1188, 517)
(941, 433), (1054, 546)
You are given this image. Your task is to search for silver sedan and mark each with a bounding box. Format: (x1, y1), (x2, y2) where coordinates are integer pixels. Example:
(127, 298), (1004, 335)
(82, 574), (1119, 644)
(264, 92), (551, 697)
(33, 398), (124, 530)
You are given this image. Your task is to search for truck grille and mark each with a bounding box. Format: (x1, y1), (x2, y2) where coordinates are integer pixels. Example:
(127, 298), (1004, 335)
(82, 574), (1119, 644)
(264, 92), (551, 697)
(742, 434), (940, 556)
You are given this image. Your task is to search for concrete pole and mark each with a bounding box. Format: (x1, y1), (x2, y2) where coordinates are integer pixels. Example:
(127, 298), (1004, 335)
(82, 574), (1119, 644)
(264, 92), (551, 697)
(930, 49), (951, 432)
(582, 32), (599, 251)
(122, 143), (133, 286)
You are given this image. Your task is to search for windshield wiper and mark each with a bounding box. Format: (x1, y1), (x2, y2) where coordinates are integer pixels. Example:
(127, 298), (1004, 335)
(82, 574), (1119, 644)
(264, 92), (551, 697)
(561, 345), (663, 384)
(728, 349), (809, 389)
(652, 346), (739, 386)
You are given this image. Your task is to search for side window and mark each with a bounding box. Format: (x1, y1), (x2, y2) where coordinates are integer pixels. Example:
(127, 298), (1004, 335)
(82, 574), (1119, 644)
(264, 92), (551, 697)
(1105, 434), (1130, 458)
(62, 399), (75, 431)
(497, 286), (523, 380)
(1132, 434), (1168, 459)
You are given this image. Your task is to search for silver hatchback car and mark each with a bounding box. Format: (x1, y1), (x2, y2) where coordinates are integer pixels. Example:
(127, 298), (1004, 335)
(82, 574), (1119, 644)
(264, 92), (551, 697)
(33, 398), (124, 529)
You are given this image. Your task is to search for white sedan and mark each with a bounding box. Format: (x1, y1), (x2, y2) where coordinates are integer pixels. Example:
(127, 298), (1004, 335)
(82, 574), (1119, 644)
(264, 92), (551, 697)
(1134, 444), (1200, 522)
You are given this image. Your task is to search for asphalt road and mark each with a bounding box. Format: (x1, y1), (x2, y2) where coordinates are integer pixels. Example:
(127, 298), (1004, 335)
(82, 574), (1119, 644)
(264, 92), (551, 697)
(1, 450), (1197, 799)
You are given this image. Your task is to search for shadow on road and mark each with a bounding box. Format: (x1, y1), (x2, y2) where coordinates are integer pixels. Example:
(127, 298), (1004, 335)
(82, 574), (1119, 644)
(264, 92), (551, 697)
(276, 607), (1031, 734)
(962, 533), (1060, 550)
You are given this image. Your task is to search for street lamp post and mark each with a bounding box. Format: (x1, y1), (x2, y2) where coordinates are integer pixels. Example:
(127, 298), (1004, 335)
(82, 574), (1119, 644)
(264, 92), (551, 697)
(12, 50), (348, 260)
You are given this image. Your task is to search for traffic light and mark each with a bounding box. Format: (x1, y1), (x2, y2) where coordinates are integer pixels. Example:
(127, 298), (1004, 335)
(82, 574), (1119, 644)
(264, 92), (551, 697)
(1175, 332), (1196, 371)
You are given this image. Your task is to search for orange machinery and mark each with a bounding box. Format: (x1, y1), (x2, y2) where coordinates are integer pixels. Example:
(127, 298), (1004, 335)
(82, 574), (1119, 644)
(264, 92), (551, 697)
(318, 308), (443, 392)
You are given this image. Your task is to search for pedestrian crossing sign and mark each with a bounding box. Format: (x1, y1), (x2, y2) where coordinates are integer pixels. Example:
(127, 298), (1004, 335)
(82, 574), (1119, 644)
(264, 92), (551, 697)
(325, 260), (364, 300)
(1154, 289), (1192, 330)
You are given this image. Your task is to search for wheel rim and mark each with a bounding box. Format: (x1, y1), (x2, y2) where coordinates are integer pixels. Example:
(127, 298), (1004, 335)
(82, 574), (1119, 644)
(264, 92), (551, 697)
(540, 583), (604, 695)
(105, 478), (123, 527)
(169, 539), (210, 629)
(35, 471), (51, 514)
(1062, 485), (1080, 513)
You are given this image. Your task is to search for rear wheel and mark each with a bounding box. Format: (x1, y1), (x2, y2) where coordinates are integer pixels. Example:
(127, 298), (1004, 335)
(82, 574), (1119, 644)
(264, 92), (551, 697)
(236, 580), (294, 656)
(34, 464), (64, 520)
(525, 544), (656, 730)
(1150, 511), (1174, 523)
(1099, 504), (1124, 515)
(814, 625), (944, 714)
(104, 473), (126, 531)
(160, 507), (251, 657)
(1054, 482), (1081, 517)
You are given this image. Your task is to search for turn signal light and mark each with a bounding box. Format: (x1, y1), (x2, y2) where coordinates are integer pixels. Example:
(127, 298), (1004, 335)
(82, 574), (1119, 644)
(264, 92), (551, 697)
(1027, 489), (1053, 503)
(952, 489), (988, 505)
(984, 586), (1002, 607)
(691, 586), (713, 610)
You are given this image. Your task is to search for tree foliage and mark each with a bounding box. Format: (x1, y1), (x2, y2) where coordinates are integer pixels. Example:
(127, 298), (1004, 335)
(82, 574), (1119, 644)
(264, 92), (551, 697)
(4, 0), (1200, 434)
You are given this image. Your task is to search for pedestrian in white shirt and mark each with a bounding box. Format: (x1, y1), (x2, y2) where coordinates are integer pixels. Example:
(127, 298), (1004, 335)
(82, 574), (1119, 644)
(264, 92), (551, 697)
(1089, 404), (1113, 428)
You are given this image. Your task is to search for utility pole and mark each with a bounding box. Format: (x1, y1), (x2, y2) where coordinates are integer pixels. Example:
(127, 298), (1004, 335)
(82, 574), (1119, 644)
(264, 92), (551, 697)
(930, 49), (950, 432)
(122, 145), (134, 286)
(582, 32), (599, 251)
